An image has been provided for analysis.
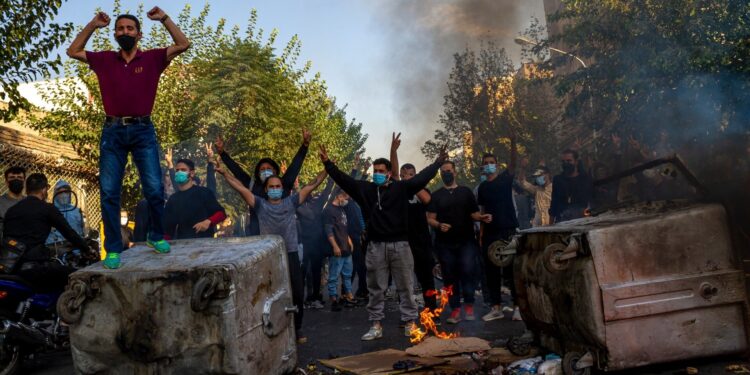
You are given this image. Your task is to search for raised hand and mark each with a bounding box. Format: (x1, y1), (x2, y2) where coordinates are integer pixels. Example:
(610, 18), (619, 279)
(391, 132), (401, 151)
(435, 145), (449, 164)
(280, 160), (288, 174)
(318, 145), (329, 163)
(302, 128), (312, 147)
(204, 142), (214, 159)
(147, 6), (166, 21)
(214, 136), (224, 154)
(90, 12), (111, 28)
(165, 147), (173, 168)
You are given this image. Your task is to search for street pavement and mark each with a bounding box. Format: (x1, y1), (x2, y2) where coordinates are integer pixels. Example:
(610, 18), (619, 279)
(24, 293), (749, 374)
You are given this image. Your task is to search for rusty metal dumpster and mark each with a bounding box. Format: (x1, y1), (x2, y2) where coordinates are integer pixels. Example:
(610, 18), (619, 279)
(509, 200), (749, 374)
(58, 236), (298, 374)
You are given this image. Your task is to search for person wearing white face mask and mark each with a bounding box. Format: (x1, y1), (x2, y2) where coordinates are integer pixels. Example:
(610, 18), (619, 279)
(319, 142), (448, 341)
(214, 130), (312, 236)
(163, 159), (227, 240)
(46, 180), (85, 245)
(517, 159), (553, 227)
(120, 210), (135, 250)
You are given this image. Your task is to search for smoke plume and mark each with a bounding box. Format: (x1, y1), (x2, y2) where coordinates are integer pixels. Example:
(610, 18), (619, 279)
(367, 0), (545, 166)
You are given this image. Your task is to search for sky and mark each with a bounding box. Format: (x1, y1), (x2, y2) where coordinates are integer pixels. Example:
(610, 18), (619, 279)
(50, 0), (547, 166)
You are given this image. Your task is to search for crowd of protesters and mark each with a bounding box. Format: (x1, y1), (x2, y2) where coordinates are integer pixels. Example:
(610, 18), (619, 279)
(2, 5), (729, 349)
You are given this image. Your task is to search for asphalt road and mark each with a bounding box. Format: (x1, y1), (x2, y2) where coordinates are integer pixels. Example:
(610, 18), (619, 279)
(24, 294), (749, 374)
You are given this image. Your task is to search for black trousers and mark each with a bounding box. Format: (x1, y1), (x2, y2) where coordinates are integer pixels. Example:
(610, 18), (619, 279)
(287, 252), (304, 333)
(481, 228), (516, 306)
(17, 262), (75, 294)
(351, 235), (368, 296)
(301, 237), (325, 301)
(410, 240), (437, 310)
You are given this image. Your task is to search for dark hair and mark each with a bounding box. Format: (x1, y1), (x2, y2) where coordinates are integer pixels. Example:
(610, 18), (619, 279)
(482, 153), (497, 162)
(175, 159), (195, 170)
(116, 14), (141, 32)
(562, 149), (579, 160)
(441, 160), (456, 169)
(4, 166), (26, 179)
(400, 163), (416, 171)
(25, 173), (48, 193)
(262, 175), (283, 190)
(372, 158), (391, 171)
(254, 158), (281, 182)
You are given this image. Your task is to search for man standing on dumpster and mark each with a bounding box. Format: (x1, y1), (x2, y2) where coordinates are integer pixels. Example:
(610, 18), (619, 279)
(67, 8), (191, 269)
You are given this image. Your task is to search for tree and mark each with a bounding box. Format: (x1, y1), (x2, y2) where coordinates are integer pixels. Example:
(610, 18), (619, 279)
(25, 2), (367, 211)
(423, 41), (558, 184)
(546, 0), (750, 147)
(0, 0), (73, 121)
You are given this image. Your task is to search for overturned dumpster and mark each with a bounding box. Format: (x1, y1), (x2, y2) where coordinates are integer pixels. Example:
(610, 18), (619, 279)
(498, 156), (750, 374)
(58, 236), (298, 375)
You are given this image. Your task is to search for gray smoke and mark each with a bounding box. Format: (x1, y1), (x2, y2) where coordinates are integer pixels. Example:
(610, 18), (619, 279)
(367, 0), (546, 166)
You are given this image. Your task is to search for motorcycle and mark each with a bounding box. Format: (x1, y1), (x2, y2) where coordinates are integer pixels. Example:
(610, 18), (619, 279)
(0, 187), (100, 374)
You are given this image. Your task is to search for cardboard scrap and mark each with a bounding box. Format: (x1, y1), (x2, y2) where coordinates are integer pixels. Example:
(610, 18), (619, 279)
(405, 336), (491, 357)
(319, 349), (447, 375)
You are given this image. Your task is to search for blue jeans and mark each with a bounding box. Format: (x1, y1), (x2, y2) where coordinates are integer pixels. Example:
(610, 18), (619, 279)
(99, 119), (165, 253)
(436, 240), (478, 309)
(328, 255), (353, 298)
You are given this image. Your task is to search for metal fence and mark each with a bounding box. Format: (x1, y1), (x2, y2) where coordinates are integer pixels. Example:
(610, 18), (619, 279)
(0, 142), (100, 230)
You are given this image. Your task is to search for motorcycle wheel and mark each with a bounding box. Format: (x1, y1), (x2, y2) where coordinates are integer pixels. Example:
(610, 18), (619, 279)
(0, 340), (22, 375)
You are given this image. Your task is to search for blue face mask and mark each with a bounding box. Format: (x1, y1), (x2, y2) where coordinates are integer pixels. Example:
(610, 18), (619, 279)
(175, 171), (190, 185)
(483, 163), (497, 175)
(267, 187), (283, 200)
(260, 169), (274, 182)
(372, 173), (388, 186)
(535, 176), (546, 186)
(479, 175), (488, 183)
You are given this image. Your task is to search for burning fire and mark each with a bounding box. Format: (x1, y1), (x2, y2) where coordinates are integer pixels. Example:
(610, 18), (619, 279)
(409, 286), (460, 344)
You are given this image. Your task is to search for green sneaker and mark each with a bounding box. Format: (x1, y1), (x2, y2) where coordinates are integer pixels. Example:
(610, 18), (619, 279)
(103, 253), (121, 269)
(147, 238), (171, 254)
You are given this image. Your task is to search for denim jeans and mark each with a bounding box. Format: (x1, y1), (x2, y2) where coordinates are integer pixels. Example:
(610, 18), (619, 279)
(99, 119), (165, 253)
(436, 240), (479, 309)
(328, 255), (353, 298)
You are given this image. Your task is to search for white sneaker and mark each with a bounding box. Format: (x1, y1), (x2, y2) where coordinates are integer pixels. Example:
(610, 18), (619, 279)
(482, 306), (504, 322)
(502, 305), (514, 312)
(310, 300), (324, 309)
(361, 325), (383, 341)
(512, 307), (523, 321)
(404, 322), (418, 337)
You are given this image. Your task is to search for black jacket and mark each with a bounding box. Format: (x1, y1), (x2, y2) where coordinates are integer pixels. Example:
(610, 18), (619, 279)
(3, 196), (89, 262)
(324, 160), (440, 242)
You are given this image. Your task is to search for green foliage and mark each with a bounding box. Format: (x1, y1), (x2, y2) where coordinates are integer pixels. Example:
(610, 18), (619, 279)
(25, 1), (367, 212)
(423, 41), (559, 185)
(0, 0), (73, 121)
(547, 0), (750, 144)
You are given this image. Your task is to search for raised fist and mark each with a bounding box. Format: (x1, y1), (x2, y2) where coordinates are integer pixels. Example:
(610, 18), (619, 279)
(90, 12), (111, 28)
(147, 6), (166, 21)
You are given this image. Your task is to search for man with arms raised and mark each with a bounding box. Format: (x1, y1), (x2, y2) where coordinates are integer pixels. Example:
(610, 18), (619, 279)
(67, 7), (190, 268)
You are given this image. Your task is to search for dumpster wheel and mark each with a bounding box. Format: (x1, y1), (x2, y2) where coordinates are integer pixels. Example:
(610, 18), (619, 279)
(488, 239), (512, 267)
(563, 351), (593, 375)
(543, 243), (570, 273)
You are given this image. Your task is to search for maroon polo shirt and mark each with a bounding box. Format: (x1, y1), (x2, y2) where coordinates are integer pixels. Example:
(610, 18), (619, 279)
(86, 48), (170, 117)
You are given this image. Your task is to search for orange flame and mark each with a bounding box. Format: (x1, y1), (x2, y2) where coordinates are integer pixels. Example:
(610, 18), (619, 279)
(409, 286), (460, 344)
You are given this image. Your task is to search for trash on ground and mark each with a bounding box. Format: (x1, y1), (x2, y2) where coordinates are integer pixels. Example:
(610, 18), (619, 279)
(506, 356), (543, 375)
(537, 358), (562, 375)
(726, 364), (750, 373)
(405, 336), (491, 357)
(686, 366), (698, 374)
(318, 348), (446, 374)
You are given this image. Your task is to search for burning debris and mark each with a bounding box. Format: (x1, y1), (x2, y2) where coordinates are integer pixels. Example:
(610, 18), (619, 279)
(410, 286), (460, 344)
